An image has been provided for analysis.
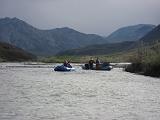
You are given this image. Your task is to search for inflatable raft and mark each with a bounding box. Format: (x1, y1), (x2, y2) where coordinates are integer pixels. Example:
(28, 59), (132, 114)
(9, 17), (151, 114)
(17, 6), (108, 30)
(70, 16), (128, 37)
(82, 62), (112, 71)
(54, 65), (75, 72)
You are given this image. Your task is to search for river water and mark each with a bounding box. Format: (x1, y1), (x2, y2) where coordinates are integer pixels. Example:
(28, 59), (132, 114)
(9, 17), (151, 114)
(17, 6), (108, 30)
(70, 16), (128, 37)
(0, 63), (160, 120)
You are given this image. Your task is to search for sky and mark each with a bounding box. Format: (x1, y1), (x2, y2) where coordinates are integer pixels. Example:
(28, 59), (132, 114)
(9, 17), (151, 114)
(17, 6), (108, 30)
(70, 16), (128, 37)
(0, 0), (160, 36)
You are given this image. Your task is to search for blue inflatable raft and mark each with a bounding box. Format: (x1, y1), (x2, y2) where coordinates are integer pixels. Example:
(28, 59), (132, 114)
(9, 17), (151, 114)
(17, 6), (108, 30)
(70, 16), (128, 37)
(54, 65), (75, 72)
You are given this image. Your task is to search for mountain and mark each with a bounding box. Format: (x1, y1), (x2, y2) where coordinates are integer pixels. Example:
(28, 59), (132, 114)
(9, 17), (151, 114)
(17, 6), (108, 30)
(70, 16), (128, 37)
(106, 24), (155, 43)
(0, 41), (36, 61)
(140, 24), (160, 43)
(58, 41), (138, 56)
(58, 24), (160, 56)
(0, 17), (156, 56)
(0, 17), (107, 56)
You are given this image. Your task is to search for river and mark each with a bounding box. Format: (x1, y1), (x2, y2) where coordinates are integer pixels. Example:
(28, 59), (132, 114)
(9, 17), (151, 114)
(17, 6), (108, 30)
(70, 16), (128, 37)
(0, 63), (160, 120)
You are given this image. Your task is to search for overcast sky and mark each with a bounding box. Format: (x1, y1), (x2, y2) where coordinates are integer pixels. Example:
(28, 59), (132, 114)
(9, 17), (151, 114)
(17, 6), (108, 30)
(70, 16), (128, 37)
(0, 0), (160, 36)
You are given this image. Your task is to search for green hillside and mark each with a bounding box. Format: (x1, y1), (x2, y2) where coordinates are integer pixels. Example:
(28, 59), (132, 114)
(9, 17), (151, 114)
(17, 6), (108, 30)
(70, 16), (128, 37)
(57, 41), (138, 56)
(0, 41), (36, 62)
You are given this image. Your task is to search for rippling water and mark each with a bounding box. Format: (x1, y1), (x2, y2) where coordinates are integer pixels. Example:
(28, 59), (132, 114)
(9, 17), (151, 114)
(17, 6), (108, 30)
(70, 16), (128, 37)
(0, 63), (160, 120)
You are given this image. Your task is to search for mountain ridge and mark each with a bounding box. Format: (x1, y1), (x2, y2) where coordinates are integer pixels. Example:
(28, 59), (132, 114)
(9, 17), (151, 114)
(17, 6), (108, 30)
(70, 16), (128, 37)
(0, 17), (156, 56)
(140, 24), (160, 43)
(106, 24), (155, 43)
(0, 17), (107, 56)
(58, 24), (160, 56)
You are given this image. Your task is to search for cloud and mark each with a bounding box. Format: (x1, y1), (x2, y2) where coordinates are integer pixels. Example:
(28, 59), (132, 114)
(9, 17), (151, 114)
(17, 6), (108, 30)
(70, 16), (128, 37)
(0, 0), (160, 36)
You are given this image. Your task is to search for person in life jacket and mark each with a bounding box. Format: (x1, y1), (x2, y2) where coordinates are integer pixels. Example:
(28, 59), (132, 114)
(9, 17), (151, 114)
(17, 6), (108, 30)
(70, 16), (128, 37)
(96, 57), (101, 70)
(88, 57), (95, 69)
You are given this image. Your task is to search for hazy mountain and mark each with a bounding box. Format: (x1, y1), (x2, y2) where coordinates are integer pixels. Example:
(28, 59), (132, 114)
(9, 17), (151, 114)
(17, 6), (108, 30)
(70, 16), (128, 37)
(140, 24), (160, 43)
(106, 24), (155, 43)
(0, 17), (157, 56)
(0, 17), (107, 56)
(0, 41), (35, 61)
(58, 41), (138, 56)
(58, 24), (159, 56)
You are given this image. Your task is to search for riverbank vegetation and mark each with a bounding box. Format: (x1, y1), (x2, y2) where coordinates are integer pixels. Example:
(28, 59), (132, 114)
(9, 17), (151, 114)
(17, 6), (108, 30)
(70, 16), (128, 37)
(125, 41), (160, 77)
